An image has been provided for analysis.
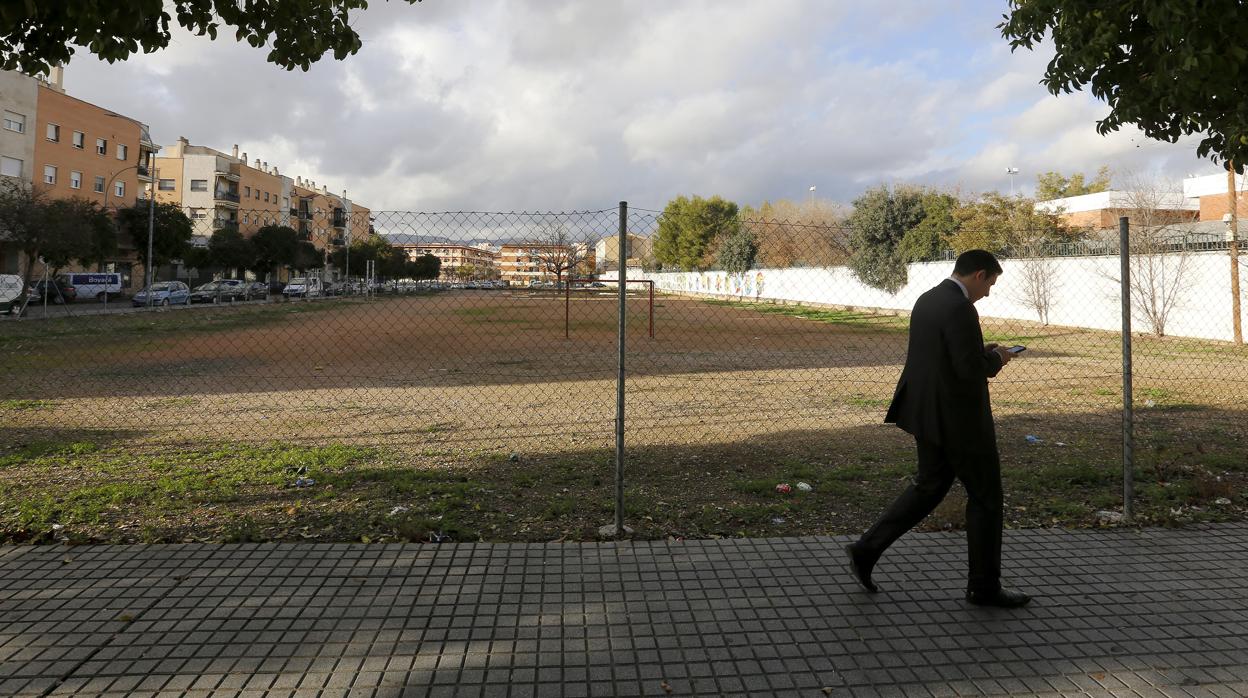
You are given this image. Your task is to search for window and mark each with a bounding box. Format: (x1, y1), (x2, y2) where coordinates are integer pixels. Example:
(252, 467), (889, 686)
(244, 186), (251, 197)
(1, 156), (22, 178)
(69, 171), (82, 189)
(114, 181), (125, 197)
(263, 192), (269, 202)
(43, 165), (56, 185)
(72, 131), (84, 149)
(96, 138), (107, 155)
(190, 179), (207, 192)
(3, 111), (25, 133)
(46, 123), (59, 141)
(116, 144), (127, 161)
(158, 179), (175, 191)
(255, 190), (260, 199)
(93, 176), (105, 193)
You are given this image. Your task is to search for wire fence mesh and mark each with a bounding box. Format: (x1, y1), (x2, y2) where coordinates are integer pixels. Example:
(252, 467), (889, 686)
(1, 204), (1245, 540)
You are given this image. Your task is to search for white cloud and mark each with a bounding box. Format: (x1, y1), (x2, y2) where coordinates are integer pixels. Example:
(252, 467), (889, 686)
(53, 0), (1214, 213)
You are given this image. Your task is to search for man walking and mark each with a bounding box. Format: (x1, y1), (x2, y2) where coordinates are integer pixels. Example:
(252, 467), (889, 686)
(846, 249), (1030, 608)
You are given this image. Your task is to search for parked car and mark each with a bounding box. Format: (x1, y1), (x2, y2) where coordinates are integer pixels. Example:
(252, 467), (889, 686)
(244, 281), (268, 301)
(283, 277), (323, 299)
(29, 278), (77, 304)
(323, 280), (343, 296)
(267, 280), (287, 295)
(60, 272), (125, 301)
(132, 281), (190, 307)
(189, 280), (245, 304)
(0, 274), (26, 316)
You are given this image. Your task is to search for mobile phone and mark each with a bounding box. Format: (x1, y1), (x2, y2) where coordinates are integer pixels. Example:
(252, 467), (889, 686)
(1007, 345), (1026, 354)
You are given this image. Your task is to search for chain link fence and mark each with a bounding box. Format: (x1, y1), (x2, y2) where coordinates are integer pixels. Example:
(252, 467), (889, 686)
(1, 204), (1245, 538)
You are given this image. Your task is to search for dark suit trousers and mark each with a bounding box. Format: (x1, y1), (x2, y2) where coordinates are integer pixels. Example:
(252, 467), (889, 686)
(858, 439), (1003, 592)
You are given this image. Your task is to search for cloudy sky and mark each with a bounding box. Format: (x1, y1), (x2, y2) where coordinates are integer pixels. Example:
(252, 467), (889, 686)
(61, 0), (1216, 213)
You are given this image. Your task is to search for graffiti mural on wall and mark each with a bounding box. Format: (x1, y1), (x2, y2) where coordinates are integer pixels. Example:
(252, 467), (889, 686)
(647, 270), (765, 299)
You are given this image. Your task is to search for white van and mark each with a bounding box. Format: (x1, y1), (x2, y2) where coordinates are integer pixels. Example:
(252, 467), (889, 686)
(283, 276), (323, 299)
(61, 272), (125, 301)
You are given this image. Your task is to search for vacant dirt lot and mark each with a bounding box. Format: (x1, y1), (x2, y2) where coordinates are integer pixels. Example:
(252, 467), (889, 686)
(1, 291), (1244, 544)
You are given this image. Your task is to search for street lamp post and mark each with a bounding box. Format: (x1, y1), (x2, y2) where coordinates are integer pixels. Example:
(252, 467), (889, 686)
(1006, 167), (1020, 197)
(808, 185), (816, 206)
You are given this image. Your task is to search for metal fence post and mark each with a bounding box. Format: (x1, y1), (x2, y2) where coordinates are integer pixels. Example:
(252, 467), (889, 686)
(600, 201), (631, 538)
(1119, 216), (1134, 522)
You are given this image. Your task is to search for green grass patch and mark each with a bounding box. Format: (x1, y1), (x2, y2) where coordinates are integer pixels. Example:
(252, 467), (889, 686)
(703, 299), (909, 332)
(0, 399), (55, 411)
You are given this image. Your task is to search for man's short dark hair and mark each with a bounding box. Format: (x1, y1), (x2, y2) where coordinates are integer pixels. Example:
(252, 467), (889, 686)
(953, 249), (1002, 277)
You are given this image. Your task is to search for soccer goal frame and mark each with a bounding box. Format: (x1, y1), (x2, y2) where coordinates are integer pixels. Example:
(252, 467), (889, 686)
(564, 278), (655, 340)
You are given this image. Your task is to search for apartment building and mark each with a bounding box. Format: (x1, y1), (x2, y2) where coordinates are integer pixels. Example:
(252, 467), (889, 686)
(594, 233), (653, 271)
(0, 70), (37, 274)
(497, 243), (594, 285)
(0, 67), (157, 284)
(154, 138), (373, 278)
(399, 243), (499, 280)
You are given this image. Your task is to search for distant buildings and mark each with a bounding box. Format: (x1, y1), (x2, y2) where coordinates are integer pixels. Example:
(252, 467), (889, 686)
(1036, 174), (1248, 240)
(498, 243), (594, 285)
(396, 243), (499, 281)
(0, 67), (373, 287)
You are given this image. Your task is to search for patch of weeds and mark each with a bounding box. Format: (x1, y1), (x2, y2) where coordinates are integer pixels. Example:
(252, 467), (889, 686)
(1038, 500), (1088, 519)
(0, 440), (99, 468)
(542, 497), (575, 520)
(222, 515), (263, 543)
(723, 502), (790, 524)
(390, 512), (477, 543)
(845, 394), (890, 408)
(1139, 387), (1175, 401)
(0, 399), (55, 411)
(1192, 473), (1234, 500)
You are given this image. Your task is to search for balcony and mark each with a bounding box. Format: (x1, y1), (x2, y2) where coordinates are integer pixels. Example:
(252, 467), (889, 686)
(136, 164), (152, 183)
(214, 169), (240, 182)
(212, 220), (239, 233)
(214, 190), (240, 207)
(332, 209), (347, 229)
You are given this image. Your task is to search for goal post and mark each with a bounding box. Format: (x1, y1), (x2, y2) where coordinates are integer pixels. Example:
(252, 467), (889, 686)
(564, 278), (654, 340)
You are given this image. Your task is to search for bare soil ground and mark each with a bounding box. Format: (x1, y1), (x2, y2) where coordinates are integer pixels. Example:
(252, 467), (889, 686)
(1, 291), (1244, 544)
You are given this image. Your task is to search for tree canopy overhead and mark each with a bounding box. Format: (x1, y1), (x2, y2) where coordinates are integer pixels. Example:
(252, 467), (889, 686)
(0, 0), (422, 76)
(1000, 1), (1248, 171)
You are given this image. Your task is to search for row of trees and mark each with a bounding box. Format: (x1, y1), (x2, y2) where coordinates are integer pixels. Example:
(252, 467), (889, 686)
(0, 180), (439, 289)
(184, 225), (442, 283)
(0, 181), (193, 287)
(651, 185), (1085, 294)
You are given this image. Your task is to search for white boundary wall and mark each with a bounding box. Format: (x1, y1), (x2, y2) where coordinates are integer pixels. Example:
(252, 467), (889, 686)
(619, 251), (1246, 342)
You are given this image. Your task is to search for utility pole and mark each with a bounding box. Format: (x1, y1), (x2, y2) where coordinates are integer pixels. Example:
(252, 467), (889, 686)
(1229, 161), (1242, 344)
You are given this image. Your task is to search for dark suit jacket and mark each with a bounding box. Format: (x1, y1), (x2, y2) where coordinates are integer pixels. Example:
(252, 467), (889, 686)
(885, 279), (1003, 452)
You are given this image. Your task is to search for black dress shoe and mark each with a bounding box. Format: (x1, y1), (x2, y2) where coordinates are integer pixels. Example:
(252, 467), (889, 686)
(965, 588), (1031, 608)
(845, 543), (879, 593)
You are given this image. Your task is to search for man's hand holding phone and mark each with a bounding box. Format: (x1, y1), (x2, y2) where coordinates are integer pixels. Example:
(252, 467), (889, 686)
(988, 342), (1023, 365)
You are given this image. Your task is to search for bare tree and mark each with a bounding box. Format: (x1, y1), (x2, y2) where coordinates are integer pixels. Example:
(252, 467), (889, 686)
(529, 222), (588, 287)
(1008, 241), (1060, 325)
(745, 199), (852, 268)
(1101, 173), (1196, 336)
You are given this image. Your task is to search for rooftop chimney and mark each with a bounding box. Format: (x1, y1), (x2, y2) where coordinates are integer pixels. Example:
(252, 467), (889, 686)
(232, 144), (238, 158)
(262, 161), (267, 171)
(48, 65), (65, 93)
(241, 152), (248, 164)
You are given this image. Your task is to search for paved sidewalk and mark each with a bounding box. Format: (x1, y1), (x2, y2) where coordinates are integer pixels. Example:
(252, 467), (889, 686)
(1, 524), (1246, 697)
